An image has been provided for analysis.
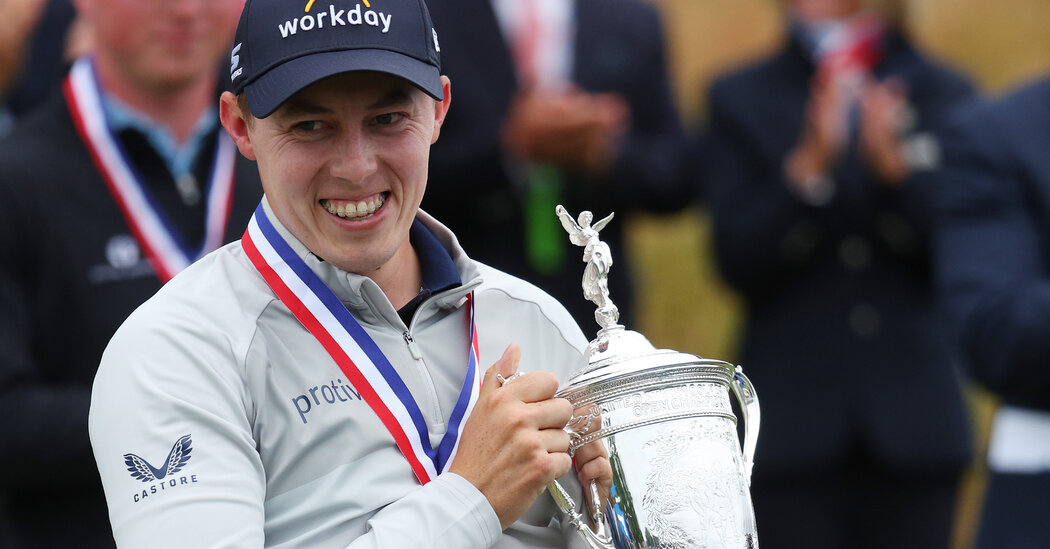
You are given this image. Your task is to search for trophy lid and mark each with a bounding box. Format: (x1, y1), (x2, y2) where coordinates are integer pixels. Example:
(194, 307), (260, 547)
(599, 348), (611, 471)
(559, 324), (734, 399)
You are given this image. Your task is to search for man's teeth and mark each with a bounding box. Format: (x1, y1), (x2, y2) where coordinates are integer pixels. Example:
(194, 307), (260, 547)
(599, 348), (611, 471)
(323, 195), (385, 219)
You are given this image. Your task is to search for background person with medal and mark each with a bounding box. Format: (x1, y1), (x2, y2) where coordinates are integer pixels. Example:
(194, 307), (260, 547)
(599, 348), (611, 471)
(698, 0), (976, 547)
(0, 0), (260, 546)
(88, 0), (612, 546)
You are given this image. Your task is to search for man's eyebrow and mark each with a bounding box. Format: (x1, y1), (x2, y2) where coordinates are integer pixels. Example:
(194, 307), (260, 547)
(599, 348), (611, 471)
(368, 88), (415, 110)
(277, 99), (333, 118)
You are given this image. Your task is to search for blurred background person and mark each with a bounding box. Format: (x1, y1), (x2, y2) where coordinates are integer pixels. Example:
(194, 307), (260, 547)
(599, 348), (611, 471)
(0, 0), (86, 136)
(424, 0), (689, 334)
(698, 0), (976, 546)
(0, 0), (50, 134)
(934, 74), (1050, 549)
(0, 0), (259, 545)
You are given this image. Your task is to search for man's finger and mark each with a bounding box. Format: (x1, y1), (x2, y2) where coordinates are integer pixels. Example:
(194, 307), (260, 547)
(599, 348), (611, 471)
(497, 343), (521, 381)
(501, 371), (561, 404)
(576, 456), (612, 485)
(529, 397), (574, 429)
(482, 344), (521, 393)
(572, 440), (609, 470)
(537, 426), (572, 454)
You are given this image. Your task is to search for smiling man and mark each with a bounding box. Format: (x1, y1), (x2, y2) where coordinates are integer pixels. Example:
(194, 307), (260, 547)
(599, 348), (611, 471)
(88, 0), (610, 547)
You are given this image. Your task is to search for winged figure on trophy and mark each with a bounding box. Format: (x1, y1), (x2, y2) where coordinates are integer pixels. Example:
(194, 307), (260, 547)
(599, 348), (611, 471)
(556, 205), (620, 329)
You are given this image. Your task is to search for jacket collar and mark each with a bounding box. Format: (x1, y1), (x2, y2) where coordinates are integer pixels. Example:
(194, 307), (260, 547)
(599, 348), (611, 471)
(786, 21), (909, 77)
(258, 198), (482, 326)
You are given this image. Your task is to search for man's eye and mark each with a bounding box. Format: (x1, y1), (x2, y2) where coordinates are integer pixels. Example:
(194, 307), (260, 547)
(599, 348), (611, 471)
(295, 121), (323, 132)
(374, 113), (403, 125)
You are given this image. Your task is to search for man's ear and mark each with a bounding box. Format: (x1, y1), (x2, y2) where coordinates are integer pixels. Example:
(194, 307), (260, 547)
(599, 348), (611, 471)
(430, 76), (452, 145)
(219, 91), (257, 161)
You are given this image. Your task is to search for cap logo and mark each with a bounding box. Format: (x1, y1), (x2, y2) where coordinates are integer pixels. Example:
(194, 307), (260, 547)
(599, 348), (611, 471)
(279, 1), (390, 39)
(230, 43), (244, 82)
(306, 0), (369, 11)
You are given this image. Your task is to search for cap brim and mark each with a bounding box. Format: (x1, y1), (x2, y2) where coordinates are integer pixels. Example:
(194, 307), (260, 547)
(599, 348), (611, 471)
(244, 49), (443, 118)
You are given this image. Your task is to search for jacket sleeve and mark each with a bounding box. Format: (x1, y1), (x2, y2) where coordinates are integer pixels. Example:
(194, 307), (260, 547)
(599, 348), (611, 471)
(703, 77), (830, 298)
(341, 474), (503, 548)
(89, 306), (268, 547)
(587, 4), (689, 214)
(880, 66), (977, 257)
(933, 102), (1050, 409)
(0, 173), (97, 491)
(89, 302), (507, 548)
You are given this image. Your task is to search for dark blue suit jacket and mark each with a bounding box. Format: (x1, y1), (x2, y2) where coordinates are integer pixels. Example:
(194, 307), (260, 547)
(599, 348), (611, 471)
(0, 92), (262, 548)
(424, 0), (686, 334)
(704, 32), (975, 472)
(935, 77), (1050, 411)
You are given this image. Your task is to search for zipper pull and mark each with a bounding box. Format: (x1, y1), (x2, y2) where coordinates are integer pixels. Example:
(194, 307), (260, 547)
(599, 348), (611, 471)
(403, 331), (423, 360)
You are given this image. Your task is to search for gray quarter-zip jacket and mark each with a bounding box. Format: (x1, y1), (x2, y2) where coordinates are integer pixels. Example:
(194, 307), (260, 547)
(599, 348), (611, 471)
(89, 201), (591, 548)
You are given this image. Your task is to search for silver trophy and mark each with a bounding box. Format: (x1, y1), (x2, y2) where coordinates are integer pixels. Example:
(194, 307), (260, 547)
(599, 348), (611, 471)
(548, 205), (761, 549)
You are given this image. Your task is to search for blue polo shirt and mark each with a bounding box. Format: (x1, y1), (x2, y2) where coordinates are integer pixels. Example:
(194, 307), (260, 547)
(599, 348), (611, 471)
(102, 93), (217, 185)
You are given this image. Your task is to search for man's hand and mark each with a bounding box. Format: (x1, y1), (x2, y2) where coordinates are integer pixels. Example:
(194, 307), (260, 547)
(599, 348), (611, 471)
(502, 87), (629, 176)
(449, 344), (574, 529)
(859, 77), (911, 187)
(784, 70), (849, 196)
(572, 437), (613, 514)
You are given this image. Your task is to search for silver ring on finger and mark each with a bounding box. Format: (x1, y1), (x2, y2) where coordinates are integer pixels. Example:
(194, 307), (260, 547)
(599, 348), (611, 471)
(496, 372), (523, 387)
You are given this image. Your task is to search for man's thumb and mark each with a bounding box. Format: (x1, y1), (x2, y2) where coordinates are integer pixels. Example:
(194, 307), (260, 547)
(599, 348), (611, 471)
(483, 343), (521, 391)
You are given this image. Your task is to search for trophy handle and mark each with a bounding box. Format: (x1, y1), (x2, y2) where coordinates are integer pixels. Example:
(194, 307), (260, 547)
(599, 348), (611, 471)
(548, 478), (614, 549)
(730, 366), (761, 484)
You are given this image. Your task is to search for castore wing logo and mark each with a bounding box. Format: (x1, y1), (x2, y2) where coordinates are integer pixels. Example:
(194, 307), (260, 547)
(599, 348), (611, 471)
(124, 434), (193, 483)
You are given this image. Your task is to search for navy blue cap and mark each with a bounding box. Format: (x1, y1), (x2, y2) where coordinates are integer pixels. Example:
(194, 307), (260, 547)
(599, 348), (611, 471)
(229, 0), (443, 118)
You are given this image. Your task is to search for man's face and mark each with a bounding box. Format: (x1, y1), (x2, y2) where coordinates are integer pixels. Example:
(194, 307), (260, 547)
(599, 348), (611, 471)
(78, 0), (243, 90)
(223, 72), (451, 276)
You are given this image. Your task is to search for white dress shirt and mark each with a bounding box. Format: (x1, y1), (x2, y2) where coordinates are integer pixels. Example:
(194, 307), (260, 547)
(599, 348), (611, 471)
(491, 0), (576, 87)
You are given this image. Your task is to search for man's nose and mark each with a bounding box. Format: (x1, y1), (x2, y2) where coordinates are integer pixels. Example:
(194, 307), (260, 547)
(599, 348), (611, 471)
(330, 130), (378, 182)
